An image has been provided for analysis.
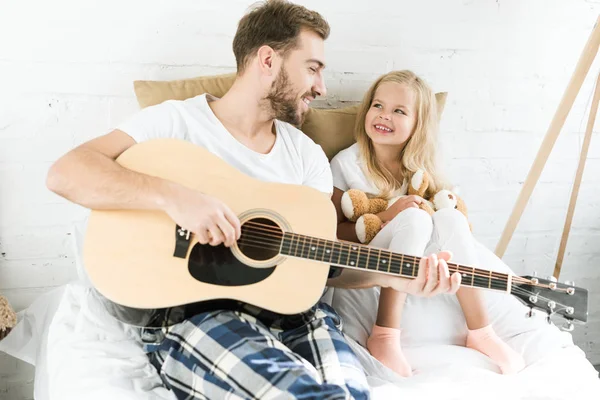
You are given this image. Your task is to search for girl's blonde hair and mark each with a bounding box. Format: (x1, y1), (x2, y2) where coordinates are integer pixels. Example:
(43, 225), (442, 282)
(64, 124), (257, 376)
(355, 70), (446, 199)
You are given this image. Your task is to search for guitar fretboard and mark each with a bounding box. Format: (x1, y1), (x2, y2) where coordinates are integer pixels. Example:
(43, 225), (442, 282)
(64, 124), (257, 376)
(280, 232), (510, 292)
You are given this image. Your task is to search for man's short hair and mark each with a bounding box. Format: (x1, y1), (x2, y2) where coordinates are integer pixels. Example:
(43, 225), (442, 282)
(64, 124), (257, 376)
(233, 0), (330, 74)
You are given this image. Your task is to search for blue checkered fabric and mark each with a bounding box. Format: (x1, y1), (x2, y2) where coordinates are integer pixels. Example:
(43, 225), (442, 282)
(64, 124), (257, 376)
(148, 302), (370, 400)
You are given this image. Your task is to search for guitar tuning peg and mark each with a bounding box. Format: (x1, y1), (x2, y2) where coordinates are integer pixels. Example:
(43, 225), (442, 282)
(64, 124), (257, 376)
(532, 271), (538, 277)
(565, 280), (575, 287)
(525, 308), (535, 318)
(547, 275), (558, 283)
(547, 314), (552, 324)
(561, 320), (574, 332)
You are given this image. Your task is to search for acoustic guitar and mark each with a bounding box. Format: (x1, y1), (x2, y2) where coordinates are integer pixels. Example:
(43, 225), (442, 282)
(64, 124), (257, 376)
(84, 139), (588, 330)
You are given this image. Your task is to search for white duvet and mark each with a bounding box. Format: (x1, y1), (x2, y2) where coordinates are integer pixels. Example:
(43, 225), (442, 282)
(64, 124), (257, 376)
(1, 221), (598, 399)
(1, 281), (593, 400)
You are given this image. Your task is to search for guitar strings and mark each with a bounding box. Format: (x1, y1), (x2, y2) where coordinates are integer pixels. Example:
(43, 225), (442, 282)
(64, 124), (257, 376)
(239, 224), (524, 284)
(241, 222), (571, 293)
(232, 228), (577, 315)
(238, 238), (576, 317)
(241, 221), (524, 283)
(233, 236), (574, 315)
(242, 221), (525, 281)
(238, 222), (531, 285)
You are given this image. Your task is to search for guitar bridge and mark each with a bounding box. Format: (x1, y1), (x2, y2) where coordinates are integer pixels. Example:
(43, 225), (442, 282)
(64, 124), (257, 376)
(174, 225), (191, 258)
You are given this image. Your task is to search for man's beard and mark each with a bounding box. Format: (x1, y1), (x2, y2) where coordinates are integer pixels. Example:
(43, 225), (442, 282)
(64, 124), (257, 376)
(265, 67), (311, 126)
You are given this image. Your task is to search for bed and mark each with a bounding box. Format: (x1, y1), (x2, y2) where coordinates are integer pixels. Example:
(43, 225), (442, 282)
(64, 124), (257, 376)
(1, 217), (599, 400)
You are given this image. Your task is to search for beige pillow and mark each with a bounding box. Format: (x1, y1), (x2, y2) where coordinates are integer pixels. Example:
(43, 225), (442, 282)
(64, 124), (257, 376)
(133, 74), (447, 160)
(134, 73), (237, 108)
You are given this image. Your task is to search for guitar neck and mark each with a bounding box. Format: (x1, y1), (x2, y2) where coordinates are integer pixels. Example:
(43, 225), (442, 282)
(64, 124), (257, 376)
(280, 232), (512, 293)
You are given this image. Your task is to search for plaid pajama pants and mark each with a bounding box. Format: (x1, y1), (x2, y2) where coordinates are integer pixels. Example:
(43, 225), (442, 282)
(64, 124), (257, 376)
(147, 301), (370, 400)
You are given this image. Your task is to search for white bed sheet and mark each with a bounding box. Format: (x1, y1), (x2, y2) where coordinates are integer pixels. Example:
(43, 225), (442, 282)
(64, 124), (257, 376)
(349, 328), (600, 400)
(31, 282), (598, 400)
(2, 217), (598, 400)
(46, 283), (175, 400)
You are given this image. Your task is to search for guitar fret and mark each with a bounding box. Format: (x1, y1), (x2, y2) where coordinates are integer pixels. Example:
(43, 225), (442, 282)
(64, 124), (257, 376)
(357, 246), (368, 269)
(455, 264), (467, 286)
(367, 247), (378, 270)
(302, 236), (308, 259)
(280, 234), (510, 294)
(345, 243), (351, 266)
(293, 234), (299, 257)
(304, 236), (310, 259)
(473, 273), (489, 289)
(390, 254), (400, 274)
(280, 235), (290, 255)
(490, 276), (504, 291)
(349, 245), (357, 267)
(316, 238), (324, 261)
(397, 254), (406, 276)
(400, 257), (415, 277)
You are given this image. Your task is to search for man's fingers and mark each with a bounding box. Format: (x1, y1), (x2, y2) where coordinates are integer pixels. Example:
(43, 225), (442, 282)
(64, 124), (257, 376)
(217, 216), (236, 247)
(223, 207), (242, 240)
(448, 272), (462, 294)
(195, 228), (210, 244)
(411, 252), (461, 297)
(423, 254), (439, 295)
(415, 255), (429, 289)
(430, 258), (451, 295)
(208, 224), (225, 246)
(437, 250), (453, 262)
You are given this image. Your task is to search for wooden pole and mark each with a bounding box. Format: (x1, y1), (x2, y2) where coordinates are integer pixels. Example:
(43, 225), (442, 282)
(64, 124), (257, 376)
(553, 71), (600, 279)
(495, 16), (600, 258)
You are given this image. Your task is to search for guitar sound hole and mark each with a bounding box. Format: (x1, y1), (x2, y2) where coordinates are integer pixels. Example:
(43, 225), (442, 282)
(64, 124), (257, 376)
(238, 217), (282, 262)
(187, 216), (283, 287)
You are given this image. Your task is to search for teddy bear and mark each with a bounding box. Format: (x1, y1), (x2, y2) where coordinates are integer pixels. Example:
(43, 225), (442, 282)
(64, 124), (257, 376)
(0, 295), (17, 340)
(341, 169), (469, 244)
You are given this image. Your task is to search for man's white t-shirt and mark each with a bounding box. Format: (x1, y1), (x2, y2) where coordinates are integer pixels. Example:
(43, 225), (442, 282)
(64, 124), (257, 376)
(330, 143), (407, 197)
(117, 94), (332, 194)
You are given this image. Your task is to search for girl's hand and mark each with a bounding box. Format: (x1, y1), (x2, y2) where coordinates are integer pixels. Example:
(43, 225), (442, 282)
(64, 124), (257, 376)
(379, 195), (425, 222)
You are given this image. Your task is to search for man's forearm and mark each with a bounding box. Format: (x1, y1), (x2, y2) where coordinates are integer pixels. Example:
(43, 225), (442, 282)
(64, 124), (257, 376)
(47, 147), (173, 211)
(327, 268), (409, 291)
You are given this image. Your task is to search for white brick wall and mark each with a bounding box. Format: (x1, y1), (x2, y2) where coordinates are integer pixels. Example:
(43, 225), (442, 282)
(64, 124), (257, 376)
(1, 0), (599, 398)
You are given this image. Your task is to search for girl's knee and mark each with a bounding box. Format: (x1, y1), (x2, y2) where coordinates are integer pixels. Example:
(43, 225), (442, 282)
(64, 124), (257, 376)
(433, 208), (471, 238)
(433, 208), (468, 228)
(390, 207), (433, 237)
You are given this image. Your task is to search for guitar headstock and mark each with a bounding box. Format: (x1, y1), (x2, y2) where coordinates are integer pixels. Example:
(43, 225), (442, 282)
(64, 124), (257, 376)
(511, 276), (588, 327)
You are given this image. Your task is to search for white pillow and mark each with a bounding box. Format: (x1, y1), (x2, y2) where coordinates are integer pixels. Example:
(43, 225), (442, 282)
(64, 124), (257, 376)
(70, 214), (93, 287)
(47, 283), (175, 400)
(329, 240), (548, 349)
